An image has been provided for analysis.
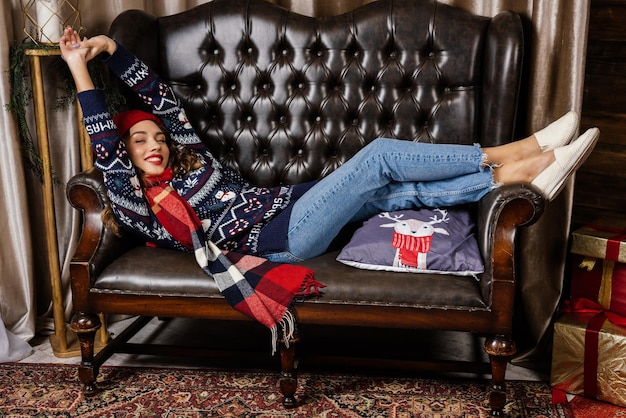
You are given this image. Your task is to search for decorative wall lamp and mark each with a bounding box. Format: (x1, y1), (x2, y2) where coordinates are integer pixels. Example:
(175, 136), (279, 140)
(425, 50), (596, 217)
(21, 0), (81, 44)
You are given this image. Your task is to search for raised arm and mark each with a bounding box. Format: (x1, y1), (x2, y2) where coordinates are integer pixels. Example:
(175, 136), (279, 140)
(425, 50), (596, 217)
(60, 27), (153, 230)
(101, 40), (209, 153)
(60, 27), (116, 93)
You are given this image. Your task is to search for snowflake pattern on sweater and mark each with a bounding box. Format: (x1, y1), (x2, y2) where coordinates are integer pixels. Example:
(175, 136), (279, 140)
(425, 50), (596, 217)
(79, 43), (296, 254)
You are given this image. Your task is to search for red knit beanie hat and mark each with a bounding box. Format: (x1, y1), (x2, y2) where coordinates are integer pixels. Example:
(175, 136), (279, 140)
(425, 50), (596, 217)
(113, 110), (164, 136)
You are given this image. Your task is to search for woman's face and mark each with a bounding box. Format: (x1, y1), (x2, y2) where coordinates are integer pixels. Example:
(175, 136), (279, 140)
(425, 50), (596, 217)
(124, 119), (170, 177)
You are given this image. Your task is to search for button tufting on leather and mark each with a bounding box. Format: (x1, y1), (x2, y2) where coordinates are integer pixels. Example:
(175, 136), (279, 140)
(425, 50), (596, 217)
(158, 0), (499, 185)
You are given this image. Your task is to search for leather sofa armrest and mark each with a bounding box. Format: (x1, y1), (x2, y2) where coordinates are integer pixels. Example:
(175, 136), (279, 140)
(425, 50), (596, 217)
(475, 184), (544, 302)
(66, 167), (140, 285)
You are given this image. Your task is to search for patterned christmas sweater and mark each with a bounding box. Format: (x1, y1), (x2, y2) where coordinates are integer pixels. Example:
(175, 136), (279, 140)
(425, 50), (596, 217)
(78, 43), (312, 254)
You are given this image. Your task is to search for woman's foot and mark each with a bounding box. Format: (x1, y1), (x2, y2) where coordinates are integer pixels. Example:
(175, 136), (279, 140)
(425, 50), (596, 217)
(533, 111), (579, 151)
(532, 127), (600, 201)
(484, 111), (579, 166)
(493, 151), (555, 185)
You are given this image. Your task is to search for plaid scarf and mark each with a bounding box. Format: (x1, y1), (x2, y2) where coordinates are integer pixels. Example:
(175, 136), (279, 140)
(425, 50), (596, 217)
(144, 169), (323, 352)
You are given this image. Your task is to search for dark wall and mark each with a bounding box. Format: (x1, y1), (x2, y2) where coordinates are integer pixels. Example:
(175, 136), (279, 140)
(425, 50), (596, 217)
(575, 0), (626, 228)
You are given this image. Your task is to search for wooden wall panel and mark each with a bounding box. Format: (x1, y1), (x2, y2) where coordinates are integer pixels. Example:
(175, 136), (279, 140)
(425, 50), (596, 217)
(575, 0), (626, 228)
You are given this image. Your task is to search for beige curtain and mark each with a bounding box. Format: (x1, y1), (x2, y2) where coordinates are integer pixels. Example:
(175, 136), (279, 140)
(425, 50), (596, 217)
(1, 1), (36, 344)
(2, 0), (589, 365)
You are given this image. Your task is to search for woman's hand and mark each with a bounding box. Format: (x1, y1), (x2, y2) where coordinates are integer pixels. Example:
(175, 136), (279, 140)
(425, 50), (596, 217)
(59, 27), (98, 92)
(59, 26), (87, 65)
(60, 26), (117, 64)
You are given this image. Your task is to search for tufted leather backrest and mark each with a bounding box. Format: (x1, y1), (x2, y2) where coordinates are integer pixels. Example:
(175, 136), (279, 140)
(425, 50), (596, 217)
(110, 0), (523, 187)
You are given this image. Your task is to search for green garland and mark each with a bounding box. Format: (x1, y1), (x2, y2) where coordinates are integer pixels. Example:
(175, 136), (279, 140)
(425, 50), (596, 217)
(6, 40), (45, 181)
(5, 39), (126, 182)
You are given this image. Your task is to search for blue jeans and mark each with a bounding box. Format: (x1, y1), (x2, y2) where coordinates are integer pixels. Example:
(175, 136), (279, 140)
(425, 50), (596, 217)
(264, 138), (496, 263)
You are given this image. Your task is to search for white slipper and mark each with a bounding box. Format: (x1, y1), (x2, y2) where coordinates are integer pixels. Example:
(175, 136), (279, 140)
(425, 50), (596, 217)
(534, 111), (579, 151)
(532, 127), (600, 201)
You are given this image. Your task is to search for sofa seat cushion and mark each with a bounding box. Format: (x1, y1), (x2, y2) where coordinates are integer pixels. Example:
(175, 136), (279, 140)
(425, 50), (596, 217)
(94, 247), (487, 309)
(298, 252), (486, 309)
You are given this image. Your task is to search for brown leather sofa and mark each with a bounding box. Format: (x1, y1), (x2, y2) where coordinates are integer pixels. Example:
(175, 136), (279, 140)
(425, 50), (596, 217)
(66, 0), (543, 414)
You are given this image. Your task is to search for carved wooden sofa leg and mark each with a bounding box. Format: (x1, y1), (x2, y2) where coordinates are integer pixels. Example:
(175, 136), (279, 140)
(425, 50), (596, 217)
(279, 323), (300, 408)
(70, 312), (101, 397)
(485, 335), (517, 416)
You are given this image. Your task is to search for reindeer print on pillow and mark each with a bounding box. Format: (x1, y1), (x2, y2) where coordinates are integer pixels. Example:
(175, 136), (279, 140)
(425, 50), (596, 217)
(337, 207), (484, 277)
(379, 209), (450, 269)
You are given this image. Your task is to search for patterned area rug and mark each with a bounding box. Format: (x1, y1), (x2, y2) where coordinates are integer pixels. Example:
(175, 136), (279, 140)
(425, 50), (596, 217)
(0, 363), (570, 417)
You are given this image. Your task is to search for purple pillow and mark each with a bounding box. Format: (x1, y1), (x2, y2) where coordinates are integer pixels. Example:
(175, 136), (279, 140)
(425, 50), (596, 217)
(336, 208), (484, 277)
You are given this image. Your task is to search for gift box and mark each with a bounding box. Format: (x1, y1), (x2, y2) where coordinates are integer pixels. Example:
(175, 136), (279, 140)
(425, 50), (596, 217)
(570, 226), (626, 317)
(571, 225), (626, 263)
(551, 312), (626, 407)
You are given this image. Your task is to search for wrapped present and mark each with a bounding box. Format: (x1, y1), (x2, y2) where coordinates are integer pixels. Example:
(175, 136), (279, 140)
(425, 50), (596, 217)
(551, 312), (626, 406)
(571, 225), (626, 263)
(570, 226), (626, 317)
